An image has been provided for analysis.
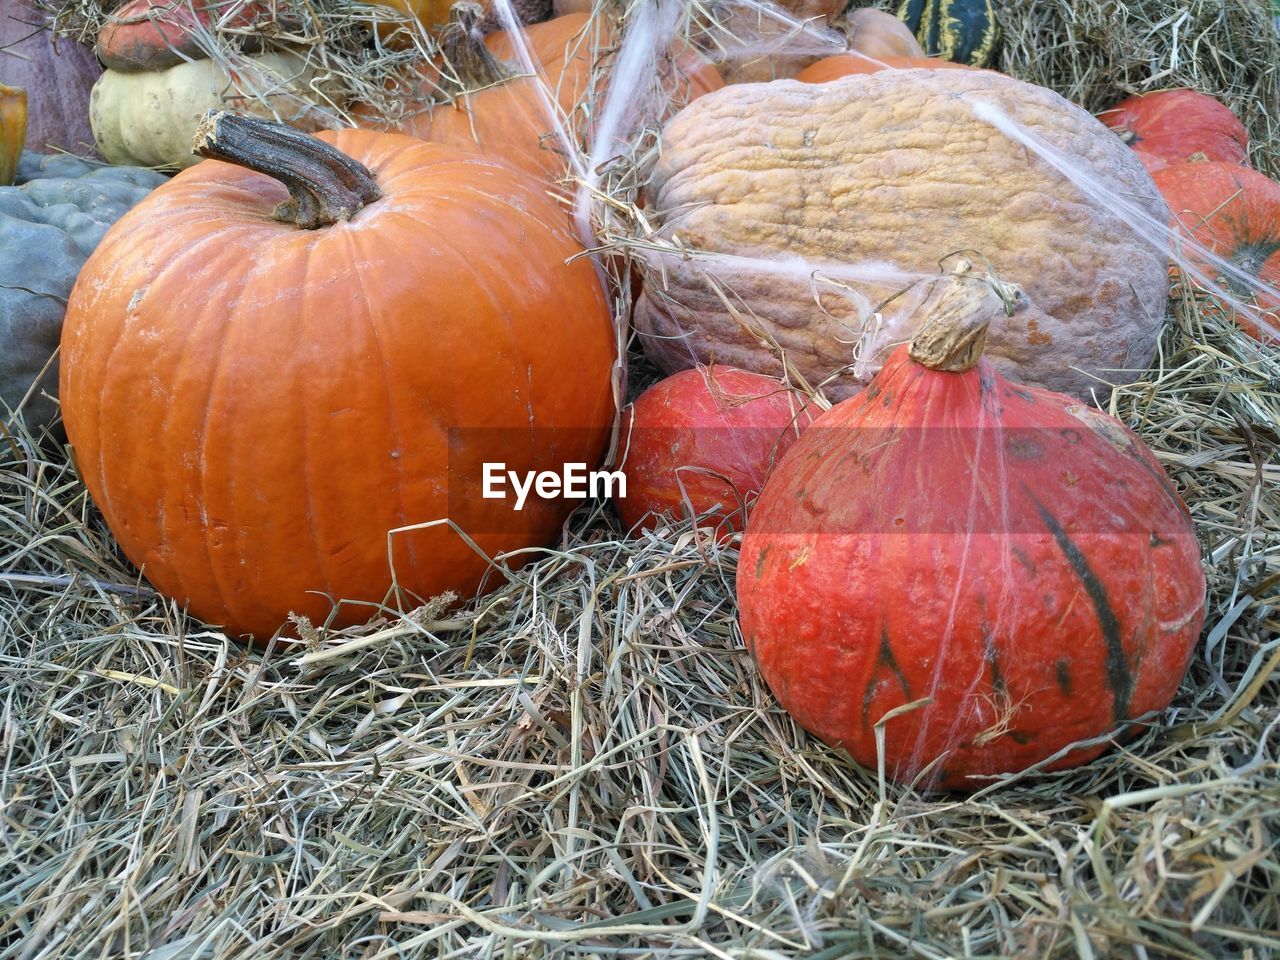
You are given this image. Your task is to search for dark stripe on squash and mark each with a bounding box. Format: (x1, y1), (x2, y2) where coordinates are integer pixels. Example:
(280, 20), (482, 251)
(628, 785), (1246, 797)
(982, 622), (1006, 695)
(1055, 659), (1072, 696)
(1031, 495), (1132, 722)
(898, 0), (998, 66)
(897, 0), (926, 33)
(861, 625), (912, 727)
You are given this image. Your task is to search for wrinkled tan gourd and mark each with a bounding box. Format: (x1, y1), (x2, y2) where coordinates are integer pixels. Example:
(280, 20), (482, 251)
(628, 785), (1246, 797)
(90, 52), (322, 169)
(634, 70), (1170, 401)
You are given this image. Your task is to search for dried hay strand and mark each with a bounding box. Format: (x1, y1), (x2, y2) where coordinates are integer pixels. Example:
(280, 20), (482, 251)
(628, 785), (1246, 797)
(992, 0), (1280, 176)
(3, 0), (1280, 957)
(2, 295), (1278, 956)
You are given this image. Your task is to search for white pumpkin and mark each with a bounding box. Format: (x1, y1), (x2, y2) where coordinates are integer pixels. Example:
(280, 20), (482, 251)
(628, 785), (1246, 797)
(89, 52), (322, 169)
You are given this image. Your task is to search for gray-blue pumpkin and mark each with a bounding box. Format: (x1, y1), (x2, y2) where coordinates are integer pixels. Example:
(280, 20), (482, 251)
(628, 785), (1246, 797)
(0, 151), (166, 432)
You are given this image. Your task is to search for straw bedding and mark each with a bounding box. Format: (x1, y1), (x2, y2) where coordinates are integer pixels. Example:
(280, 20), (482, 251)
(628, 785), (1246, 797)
(2, 1), (1278, 956)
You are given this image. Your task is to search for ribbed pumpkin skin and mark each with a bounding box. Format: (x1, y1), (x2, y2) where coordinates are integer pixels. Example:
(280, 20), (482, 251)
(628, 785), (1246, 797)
(897, 0), (998, 67)
(60, 129), (616, 638)
(1097, 90), (1248, 175)
(387, 15), (721, 182)
(617, 366), (813, 534)
(796, 53), (976, 82)
(738, 346), (1206, 790)
(1153, 161), (1280, 342)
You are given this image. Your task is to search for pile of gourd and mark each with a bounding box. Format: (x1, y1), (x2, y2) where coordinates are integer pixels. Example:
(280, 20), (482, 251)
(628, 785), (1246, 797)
(7, 0), (1263, 791)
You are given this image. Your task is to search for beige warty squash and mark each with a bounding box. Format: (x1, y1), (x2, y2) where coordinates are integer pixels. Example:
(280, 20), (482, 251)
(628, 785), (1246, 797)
(633, 69), (1170, 401)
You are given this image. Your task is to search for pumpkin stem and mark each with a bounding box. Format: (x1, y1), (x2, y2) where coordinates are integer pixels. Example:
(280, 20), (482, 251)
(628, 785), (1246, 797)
(192, 111), (382, 230)
(908, 260), (1023, 373)
(438, 1), (518, 93)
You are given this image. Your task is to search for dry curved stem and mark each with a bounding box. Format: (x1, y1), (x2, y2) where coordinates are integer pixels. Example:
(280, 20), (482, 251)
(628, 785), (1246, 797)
(907, 260), (1025, 373)
(437, 0), (519, 95)
(192, 110), (382, 229)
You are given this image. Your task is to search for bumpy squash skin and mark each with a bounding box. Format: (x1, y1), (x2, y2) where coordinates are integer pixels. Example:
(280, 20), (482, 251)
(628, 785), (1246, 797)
(738, 334), (1206, 790)
(0, 152), (165, 431)
(634, 70), (1170, 401)
(60, 129), (616, 639)
(90, 52), (319, 169)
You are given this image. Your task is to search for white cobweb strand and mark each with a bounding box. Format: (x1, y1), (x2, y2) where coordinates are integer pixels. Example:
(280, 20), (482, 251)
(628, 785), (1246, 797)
(710, 0), (847, 63)
(573, 0), (683, 244)
(488, 0), (588, 186)
(970, 98), (1280, 341)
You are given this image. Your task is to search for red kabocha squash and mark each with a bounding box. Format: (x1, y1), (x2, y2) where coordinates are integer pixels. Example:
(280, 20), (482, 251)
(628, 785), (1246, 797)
(386, 0), (551, 33)
(738, 269), (1206, 791)
(1153, 161), (1280, 342)
(367, 9), (721, 183)
(796, 53), (976, 82)
(60, 113), (616, 639)
(617, 366), (814, 534)
(95, 0), (267, 72)
(0, 3), (101, 155)
(1097, 89), (1249, 174)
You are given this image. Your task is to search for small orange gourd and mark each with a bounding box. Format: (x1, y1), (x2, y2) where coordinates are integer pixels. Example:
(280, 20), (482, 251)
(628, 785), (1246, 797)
(0, 84), (26, 185)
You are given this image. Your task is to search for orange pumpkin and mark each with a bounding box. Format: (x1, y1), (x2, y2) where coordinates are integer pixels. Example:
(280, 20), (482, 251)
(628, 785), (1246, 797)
(1098, 89), (1249, 175)
(60, 114), (616, 639)
(385, 0), (550, 32)
(797, 53), (978, 82)
(373, 0), (550, 47)
(373, 10), (721, 183)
